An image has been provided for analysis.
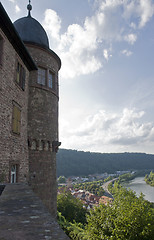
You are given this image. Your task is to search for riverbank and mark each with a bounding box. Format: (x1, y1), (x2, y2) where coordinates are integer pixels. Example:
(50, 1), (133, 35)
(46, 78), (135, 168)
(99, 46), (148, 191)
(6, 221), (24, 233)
(122, 177), (154, 202)
(144, 171), (154, 187)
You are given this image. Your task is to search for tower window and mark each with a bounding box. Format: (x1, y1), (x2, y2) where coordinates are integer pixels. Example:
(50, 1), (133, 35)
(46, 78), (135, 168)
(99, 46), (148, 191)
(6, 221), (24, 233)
(37, 67), (56, 90)
(16, 62), (26, 90)
(12, 104), (21, 135)
(48, 71), (54, 88)
(37, 67), (46, 85)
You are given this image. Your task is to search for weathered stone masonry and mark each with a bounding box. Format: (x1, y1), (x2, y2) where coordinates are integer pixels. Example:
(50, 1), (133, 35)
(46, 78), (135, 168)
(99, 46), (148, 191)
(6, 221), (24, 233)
(27, 45), (61, 217)
(0, 27), (33, 183)
(0, 2), (61, 218)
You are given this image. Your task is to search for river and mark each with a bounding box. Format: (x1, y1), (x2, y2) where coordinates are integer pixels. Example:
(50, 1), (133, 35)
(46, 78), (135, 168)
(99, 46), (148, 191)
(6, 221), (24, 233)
(123, 177), (154, 203)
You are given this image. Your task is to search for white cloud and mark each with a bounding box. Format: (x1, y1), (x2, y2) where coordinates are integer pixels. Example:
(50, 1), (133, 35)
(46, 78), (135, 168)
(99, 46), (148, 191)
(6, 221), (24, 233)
(124, 33), (137, 45)
(121, 49), (133, 57)
(43, 9), (102, 79)
(138, 0), (154, 28)
(8, 0), (20, 13)
(43, 9), (61, 42)
(15, 4), (20, 13)
(103, 48), (112, 61)
(60, 52), (102, 79)
(43, 0), (154, 79)
(104, 49), (109, 60)
(60, 108), (154, 153)
(122, 0), (154, 28)
(130, 22), (136, 29)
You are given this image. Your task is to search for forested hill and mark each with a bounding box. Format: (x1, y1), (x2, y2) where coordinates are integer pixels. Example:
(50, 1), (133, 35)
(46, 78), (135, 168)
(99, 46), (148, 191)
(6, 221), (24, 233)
(57, 149), (154, 177)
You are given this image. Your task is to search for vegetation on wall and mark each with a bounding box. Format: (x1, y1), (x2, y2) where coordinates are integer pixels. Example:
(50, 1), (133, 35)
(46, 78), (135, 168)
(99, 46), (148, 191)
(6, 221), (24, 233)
(57, 149), (154, 177)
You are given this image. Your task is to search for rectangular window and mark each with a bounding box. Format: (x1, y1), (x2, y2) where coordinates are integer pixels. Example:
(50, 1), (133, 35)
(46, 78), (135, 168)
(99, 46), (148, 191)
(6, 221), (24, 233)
(16, 62), (26, 90)
(38, 67), (46, 85)
(48, 71), (53, 88)
(10, 165), (18, 183)
(0, 35), (4, 65)
(12, 104), (21, 134)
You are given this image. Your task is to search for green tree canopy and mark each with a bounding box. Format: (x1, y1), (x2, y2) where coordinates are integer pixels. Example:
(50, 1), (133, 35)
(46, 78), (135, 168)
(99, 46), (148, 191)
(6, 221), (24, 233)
(58, 175), (66, 183)
(145, 171), (154, 187)
(74, 181), (105, 197)
(57, 149), (154, 177)
(86, 184), (154, 240)
(57, 191), (87, 224)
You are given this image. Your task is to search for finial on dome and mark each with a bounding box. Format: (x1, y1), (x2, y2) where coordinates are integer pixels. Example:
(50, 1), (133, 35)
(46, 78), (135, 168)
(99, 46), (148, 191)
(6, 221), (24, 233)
(27, 0), (32, 17)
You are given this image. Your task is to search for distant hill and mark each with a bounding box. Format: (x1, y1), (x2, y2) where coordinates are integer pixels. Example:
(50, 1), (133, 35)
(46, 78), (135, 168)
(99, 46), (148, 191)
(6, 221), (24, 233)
(57, 149), (154, 177)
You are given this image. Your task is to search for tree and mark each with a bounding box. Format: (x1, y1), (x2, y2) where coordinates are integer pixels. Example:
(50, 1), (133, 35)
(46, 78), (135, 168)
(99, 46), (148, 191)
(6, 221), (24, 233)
(58, 175), (66, 183)
(57, 211), (87, 240)
(145, 171), (154, 186)
(57, 191), (87, 224)
(73, 181), (105, 196)
(86, 185), (154, 240)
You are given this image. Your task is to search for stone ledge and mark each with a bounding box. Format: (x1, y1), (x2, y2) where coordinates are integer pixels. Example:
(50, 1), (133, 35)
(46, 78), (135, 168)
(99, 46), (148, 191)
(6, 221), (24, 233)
(0, 184), (69, 240)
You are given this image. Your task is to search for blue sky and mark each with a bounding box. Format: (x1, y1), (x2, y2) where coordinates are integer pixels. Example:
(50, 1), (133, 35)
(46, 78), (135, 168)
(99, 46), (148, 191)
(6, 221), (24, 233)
(2, 0), (154, 154)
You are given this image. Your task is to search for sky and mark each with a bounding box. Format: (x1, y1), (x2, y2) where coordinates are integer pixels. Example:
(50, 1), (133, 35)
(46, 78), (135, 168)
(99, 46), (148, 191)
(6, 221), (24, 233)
(1, 0), (154, 154)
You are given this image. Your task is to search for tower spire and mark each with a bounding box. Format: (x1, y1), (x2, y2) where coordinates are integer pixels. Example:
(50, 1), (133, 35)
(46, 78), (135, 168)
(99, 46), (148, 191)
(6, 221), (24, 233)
(27, 0), (32, 17)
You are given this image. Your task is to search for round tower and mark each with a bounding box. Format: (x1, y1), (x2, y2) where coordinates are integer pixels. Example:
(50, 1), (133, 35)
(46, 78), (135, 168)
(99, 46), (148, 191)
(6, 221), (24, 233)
(14, 2), (61, 217)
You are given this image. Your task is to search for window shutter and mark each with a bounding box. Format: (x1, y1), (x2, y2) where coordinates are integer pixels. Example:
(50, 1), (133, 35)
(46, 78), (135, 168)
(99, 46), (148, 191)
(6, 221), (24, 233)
(21, 68), (26, 91)
(16, 62), (25, 91)
(13, 106), (17, 133)
(19, 65), (22, 88)
(12, 105), (21, 134)
(16, 63), (20, 84)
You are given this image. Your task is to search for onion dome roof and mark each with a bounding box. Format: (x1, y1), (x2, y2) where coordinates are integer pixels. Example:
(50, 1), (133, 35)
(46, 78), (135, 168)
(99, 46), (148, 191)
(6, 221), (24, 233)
(14, 2), (49, 49)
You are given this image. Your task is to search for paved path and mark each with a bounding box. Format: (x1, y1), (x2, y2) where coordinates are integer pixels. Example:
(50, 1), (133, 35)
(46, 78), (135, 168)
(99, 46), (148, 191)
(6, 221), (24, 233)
(102, 178), (118, 198)
(0, 184), (69, 240)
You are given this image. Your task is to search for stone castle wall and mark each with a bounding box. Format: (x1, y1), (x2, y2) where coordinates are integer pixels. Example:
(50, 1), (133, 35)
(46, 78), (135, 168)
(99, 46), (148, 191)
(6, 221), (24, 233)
(0, 29), (29, 183)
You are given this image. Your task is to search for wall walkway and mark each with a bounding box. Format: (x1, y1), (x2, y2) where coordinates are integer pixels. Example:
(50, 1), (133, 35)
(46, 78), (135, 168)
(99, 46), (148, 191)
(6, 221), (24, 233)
(0, 184), (69, 240)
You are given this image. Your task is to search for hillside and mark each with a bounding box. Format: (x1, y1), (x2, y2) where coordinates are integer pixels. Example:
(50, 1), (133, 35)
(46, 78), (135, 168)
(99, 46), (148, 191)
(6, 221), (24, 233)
(57, 149), (154, 177)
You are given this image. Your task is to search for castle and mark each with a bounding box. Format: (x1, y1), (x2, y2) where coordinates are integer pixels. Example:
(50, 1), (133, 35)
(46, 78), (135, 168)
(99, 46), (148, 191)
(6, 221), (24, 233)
(0, 2), (61, 217)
